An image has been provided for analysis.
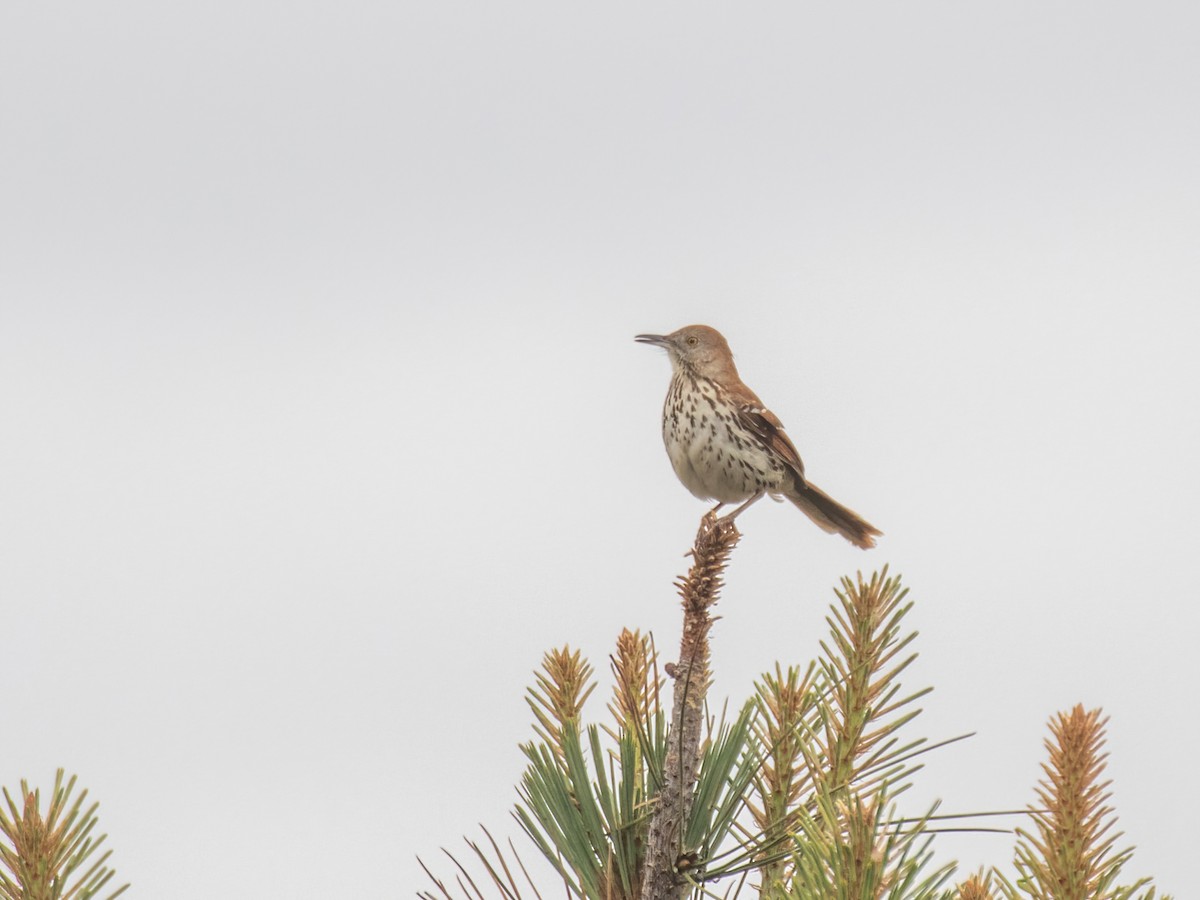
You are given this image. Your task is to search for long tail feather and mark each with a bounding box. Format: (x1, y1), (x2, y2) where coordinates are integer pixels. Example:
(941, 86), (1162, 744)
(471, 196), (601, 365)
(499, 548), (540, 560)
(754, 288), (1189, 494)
(786, 483), (881, 549)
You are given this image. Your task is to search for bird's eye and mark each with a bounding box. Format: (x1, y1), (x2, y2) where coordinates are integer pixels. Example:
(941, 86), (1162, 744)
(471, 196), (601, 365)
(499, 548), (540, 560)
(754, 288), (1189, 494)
(686, 336), (698, 346)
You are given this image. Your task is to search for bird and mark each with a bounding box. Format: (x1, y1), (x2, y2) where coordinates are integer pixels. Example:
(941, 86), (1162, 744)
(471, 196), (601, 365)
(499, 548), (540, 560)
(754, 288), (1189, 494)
(635, 324), (881, 549)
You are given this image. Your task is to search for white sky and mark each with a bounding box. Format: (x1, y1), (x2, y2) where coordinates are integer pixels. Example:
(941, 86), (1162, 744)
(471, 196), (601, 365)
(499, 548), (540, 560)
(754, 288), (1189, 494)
(2, 2), (1198, 897)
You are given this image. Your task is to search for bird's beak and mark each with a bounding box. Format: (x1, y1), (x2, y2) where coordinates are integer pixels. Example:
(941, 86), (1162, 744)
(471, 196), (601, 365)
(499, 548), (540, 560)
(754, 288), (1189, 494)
(635, 333), (670, 347)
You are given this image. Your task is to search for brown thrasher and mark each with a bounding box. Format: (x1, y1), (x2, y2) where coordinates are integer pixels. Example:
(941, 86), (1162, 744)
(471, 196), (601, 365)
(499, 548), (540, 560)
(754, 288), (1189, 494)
(636, 324), (881, 549)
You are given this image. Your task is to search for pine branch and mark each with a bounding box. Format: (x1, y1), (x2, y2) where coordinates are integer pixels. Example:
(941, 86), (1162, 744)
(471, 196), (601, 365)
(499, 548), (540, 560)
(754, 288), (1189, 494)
(995, 704), (1167, 900)
(641, 511), (740, 900)
(525, 647), (596, 767)
(750, 663), (820, 899)
(955, 869), (995, 899)
(0, 770), (128, 900)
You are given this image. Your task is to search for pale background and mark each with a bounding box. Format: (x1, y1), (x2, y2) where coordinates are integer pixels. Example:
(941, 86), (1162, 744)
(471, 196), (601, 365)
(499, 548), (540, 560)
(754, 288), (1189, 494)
(2, 2), (1198, 897)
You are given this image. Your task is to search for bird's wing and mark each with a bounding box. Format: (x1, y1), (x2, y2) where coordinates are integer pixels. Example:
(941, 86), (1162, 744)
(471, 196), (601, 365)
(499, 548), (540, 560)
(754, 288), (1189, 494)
(736, 402), (807, 482)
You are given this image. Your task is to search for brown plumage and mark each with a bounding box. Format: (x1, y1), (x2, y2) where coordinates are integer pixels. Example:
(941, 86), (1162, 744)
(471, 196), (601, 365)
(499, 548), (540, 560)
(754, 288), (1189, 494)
(635, 324), (881, 549)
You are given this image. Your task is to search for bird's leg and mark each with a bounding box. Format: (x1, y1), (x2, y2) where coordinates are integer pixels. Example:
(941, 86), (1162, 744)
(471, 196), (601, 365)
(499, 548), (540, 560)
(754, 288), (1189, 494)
(720, 490), (765, 523)
(708, 502), (725, 516)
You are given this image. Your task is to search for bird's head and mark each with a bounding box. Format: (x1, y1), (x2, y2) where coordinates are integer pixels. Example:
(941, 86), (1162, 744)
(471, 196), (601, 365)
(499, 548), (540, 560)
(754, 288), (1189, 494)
(635, 325), (739, 381)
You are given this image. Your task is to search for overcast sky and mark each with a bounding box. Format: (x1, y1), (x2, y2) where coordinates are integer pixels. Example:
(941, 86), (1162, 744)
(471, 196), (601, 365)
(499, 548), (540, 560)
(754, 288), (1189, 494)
(2, 2), (1198, 897)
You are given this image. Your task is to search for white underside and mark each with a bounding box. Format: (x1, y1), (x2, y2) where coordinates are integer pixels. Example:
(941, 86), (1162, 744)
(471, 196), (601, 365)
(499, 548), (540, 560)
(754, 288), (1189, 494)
(663, 424), (788, 503)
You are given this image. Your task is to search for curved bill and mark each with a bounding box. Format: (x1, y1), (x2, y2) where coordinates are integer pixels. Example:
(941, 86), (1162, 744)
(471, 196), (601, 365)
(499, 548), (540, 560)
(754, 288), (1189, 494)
(634, 333), (670, 346)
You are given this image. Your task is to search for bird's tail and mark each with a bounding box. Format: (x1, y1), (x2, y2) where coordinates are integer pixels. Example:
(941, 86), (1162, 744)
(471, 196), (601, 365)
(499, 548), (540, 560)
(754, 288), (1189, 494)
(786, 482), (882, 550)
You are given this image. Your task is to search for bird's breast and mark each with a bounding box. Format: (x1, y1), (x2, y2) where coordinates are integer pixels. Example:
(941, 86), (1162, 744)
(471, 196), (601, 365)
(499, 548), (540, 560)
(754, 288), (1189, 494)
(660, 375), (787, 502)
